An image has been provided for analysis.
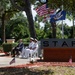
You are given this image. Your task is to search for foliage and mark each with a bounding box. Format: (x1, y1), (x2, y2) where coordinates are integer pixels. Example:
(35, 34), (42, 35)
(6, 12), (29, 41)
(34, 19), (73, 39)
(0, 45), (3, 51)
(0, 0), (10, 15)
(2, 43), (18, 52)
(33, 0), (74, 39)
(10, 0), (36, 38)
(0, 0), (74, 41)
(0, 0), (21, 43)
(64, 24), (72, 38)
(56, 23), (73, 39)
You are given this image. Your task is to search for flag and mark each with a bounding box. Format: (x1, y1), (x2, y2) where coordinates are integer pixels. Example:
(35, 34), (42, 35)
(50, 10), (66, 23)
(35, 4), (48, 16)
(48, 9), (55, 15)
(42, 15), (50, 22)
(35, 4), (55, 16)
(9, 58), (15, 65)
(42, 9), (55, 22)
(69, 56), (72, 64)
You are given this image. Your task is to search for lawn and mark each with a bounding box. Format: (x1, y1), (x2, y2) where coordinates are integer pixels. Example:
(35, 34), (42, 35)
(0, 66), (75, 75)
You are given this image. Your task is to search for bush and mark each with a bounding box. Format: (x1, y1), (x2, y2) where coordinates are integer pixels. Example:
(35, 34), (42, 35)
(0, 40), (2, 45)
(2, 43), (18, 52)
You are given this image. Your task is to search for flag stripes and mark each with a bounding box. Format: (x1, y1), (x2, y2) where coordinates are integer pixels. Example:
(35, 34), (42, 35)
(35, 4), (48, 16)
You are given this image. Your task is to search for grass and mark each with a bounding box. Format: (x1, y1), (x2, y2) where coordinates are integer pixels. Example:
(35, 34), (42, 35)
(0, 66), (75, 75)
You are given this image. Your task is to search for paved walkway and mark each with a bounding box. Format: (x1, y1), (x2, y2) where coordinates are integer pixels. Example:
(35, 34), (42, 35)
(1, 53), (75, 68)
(0, 53), (35, 68)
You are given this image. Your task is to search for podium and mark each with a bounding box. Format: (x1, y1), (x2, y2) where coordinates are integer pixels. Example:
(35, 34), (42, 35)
(6, 39), (15, 43)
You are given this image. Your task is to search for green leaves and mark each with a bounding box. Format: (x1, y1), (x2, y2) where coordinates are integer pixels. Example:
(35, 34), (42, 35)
(6, 13), (29, 40)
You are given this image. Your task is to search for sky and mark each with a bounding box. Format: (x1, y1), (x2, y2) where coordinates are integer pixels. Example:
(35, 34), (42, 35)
(65, 19), (72, 26)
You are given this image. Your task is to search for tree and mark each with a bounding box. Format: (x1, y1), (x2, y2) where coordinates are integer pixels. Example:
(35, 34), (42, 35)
(6, 12), (29, 41)
(0, 0), (19, 43)
(0, 0), (11, 43)
(10, 0), (36, 38)
(48, 0), (75, 38)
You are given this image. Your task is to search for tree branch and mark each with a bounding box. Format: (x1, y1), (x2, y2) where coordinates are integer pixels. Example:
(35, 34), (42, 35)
(10, 0), (25, 11)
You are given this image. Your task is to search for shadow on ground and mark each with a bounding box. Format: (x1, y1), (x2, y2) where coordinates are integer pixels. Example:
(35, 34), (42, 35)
(0, 67), (54, 75)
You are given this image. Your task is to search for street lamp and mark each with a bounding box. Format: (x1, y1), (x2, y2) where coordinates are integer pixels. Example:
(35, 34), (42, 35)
(39, 0), (48, 4)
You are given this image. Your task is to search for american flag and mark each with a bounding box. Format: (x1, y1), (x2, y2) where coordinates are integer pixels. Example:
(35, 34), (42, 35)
(35, 4), (55, 17)
(49, 9), (55, 15)
(42, 15), (50, 22)
(42, 9), (55, 22)
(9, 58), (15, 65)
(35, 4), (48, 16)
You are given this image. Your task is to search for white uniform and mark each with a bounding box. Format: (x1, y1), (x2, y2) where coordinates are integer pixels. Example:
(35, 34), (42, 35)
(28, 42), (38, 58)
(20, 41), (34, 58)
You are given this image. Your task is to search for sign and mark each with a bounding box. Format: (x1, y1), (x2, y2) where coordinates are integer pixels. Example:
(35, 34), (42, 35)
(41, 39), (75, 48)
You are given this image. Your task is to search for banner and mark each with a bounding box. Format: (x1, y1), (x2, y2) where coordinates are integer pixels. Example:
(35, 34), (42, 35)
(50, 10), (66, 23)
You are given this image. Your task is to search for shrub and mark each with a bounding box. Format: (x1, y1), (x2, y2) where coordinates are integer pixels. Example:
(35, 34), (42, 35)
(2, 43), (18, 52)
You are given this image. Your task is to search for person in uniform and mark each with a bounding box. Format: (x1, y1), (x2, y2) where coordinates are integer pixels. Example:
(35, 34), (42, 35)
(19, 37), (34, 58)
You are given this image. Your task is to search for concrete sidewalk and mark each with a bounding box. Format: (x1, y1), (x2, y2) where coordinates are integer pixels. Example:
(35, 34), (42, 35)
(0, 53), (33, 68)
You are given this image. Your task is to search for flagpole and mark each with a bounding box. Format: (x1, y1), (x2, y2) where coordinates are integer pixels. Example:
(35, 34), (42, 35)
(62, 18), (64, 39)
(61, 0), (64, 39)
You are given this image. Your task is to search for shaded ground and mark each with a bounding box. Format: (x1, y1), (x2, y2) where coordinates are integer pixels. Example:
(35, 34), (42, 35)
(0, 65), (75, 75)
(0, 67), (53, 75)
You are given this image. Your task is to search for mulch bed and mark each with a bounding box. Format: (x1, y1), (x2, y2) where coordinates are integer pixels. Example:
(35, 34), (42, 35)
(0, 60), (75, 69)
(10, 62), (75, 68)
(9, 62), (75, 68)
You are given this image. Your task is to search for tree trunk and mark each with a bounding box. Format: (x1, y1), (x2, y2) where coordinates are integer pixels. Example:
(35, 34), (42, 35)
(1, 13), (6, 43)
(51, 22), (56, 38)
(10, 0), (36, 38)
(25, 0), (36, 38)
